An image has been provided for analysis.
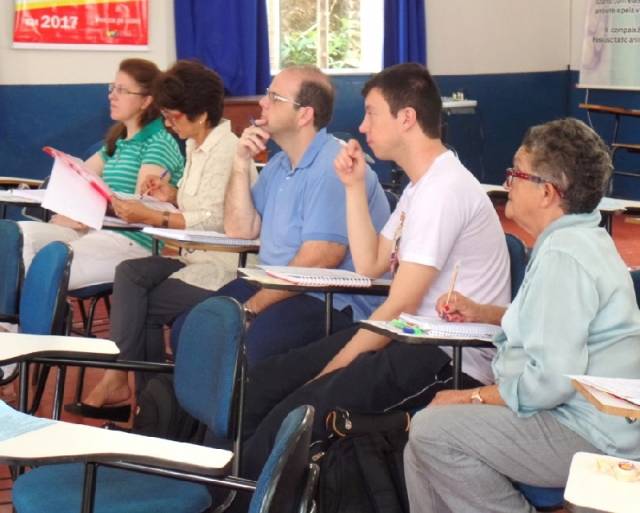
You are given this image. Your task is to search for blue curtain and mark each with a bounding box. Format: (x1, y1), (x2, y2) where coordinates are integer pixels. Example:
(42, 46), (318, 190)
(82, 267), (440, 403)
(174, 0), (271, 96)
(383, 0), (426, 66)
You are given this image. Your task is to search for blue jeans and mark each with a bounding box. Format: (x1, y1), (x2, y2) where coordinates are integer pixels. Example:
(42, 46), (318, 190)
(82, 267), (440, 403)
(170, 278), (354, 368)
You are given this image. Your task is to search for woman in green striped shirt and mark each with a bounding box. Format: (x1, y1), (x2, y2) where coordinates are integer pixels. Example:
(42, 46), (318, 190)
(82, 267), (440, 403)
(19, 59), (184, 290)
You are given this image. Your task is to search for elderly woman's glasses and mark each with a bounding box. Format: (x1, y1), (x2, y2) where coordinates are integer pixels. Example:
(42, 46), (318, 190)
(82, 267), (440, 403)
(504, 168), (565, 198)
(264, 88), (301, 107)
(108, 83), (146, 96)
(160, 109), (185, 126)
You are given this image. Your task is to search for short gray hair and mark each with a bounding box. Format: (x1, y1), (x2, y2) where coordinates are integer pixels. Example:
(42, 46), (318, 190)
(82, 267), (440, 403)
(521, 118), (612, 214)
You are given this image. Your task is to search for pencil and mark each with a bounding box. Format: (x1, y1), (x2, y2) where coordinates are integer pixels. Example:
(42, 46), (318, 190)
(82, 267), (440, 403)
(445, 262), (460, 305)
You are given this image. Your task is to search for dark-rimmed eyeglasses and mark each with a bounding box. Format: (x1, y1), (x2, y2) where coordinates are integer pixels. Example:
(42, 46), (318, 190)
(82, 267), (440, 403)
(160, 109), (185, 126)
(108, 83), (146, 96)
(504, 168), (565, 198)
(264, 88), (301, 107)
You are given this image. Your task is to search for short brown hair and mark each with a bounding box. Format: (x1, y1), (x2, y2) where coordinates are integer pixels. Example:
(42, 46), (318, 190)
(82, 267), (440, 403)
(362, 63), (442, 138)
(522, 118), (612, 214)
(287, 65), (335, 130)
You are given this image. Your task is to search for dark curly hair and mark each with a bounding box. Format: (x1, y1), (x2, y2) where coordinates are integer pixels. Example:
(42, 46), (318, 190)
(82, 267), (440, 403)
(153, 60), (225, 128)
(521, 118), (612, 214)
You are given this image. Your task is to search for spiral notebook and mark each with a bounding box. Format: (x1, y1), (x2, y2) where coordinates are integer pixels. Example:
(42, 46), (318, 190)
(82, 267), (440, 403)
(259, 266), (372, 287)
(397, 313), (501, 340)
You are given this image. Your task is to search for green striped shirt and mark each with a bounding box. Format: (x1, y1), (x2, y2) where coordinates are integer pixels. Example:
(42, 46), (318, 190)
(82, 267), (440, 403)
(100, 118), (184, 250)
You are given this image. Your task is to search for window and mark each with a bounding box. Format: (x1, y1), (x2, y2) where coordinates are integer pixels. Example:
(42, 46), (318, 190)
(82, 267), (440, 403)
(267, 0), (383, 74)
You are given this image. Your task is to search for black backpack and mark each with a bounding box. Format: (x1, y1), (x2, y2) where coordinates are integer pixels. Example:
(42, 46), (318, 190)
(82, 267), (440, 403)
(316, 410), (410, 513)
(132, 374), (206, 443)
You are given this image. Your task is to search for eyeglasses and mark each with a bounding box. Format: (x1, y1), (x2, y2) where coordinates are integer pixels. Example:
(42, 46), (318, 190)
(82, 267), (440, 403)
(504, 168), (565, 198)
(160, 109), (185, 126)
(108, 83), (146, 96)
(264, 88), (301, 107)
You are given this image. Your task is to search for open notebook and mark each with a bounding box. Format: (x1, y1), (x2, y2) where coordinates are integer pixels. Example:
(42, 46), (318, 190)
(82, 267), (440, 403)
(570, 375), (640, 408)
(260, 265), (372, 287)
(142, 227), (259, 246)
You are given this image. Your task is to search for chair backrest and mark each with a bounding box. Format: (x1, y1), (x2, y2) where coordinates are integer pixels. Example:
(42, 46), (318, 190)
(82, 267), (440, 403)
(0, 221), (24, 316)
(249, 405), (315, 513)
(19, 241), (72, 336)
(174, 296), (245, 442)
(630, 269), (640, 308)
(505, 233), (528, 300)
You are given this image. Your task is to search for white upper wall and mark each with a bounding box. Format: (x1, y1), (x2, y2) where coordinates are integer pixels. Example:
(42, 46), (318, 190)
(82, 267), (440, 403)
(0, 1), (176, 85)
(0, 0), (581, 85)
(427, 0), (572, 75)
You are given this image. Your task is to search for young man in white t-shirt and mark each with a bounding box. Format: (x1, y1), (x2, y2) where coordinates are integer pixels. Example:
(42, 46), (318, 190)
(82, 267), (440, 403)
(239, 63), (511, 479)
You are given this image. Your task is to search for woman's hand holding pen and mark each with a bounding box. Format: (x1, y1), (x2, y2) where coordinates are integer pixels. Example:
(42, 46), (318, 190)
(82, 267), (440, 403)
(140, 175), (176, 203)
(435, 291), (481, 323)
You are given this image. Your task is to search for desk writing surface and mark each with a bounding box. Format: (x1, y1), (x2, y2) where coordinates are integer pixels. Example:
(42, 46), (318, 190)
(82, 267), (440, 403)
(0, 333), (119, 365)
(564, 452), (640, 513)
(579, 103), (640, 118)
(239, 267), (391, 295)
(0, 404), (232, 475)
(360, 320), (494, 347)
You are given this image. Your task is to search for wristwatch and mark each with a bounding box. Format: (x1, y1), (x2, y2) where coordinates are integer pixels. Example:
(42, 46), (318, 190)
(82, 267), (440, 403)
(470, 387), (485, 404)
(243, 304), (257, 324)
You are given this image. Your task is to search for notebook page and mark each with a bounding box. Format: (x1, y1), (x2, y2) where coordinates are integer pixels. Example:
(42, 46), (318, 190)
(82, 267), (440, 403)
(399, 313), (502, 341)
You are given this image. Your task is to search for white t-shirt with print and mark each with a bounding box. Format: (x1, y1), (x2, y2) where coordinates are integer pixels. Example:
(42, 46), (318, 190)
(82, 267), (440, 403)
(380, 150), (510, 384)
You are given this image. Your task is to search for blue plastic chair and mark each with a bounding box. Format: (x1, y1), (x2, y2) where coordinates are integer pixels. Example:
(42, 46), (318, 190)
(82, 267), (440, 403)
(67, 282), (114, 404)
(13, 296), (247, 513)
(17, 241), (73, 416)
(0, 221), (24, 385)
(504, 233), (528, 300)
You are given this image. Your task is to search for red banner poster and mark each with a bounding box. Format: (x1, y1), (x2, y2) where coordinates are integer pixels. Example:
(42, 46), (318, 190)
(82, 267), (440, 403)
(13, 0), (149, 50)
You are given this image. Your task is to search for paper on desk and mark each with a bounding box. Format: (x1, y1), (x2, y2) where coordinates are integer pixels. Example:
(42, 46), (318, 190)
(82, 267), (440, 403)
(399, 313), (502, 340)
(569, 375), (640, 406)
(142, 227), (260, 246)
(112, 192), (179, 213)
(5, 188), (46, 202)
(42, 157), (109, 230)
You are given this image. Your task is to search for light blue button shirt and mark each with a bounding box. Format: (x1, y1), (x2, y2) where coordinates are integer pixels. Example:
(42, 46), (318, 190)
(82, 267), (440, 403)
(251, 129), (390, 320)
(493, 210), (640, 459)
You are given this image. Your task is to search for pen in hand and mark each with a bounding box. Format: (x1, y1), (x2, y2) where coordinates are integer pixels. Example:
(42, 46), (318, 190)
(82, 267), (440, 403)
(337, 138), (376, 165)
(445, 262), (461, 306)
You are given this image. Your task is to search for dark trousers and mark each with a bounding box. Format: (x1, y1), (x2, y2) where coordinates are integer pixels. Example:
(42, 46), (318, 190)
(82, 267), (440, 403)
(110, 256), (213, 388)
(241, 327), (482, 480)
(171, 278), (355, 368)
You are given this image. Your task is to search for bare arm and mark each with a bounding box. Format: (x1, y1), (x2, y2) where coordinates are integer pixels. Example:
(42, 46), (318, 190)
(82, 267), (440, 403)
(429, 384), (506, 407)
(316, 262), (439, 378)
(334, 139), (392, 276)
(435, 291), (506, 326)
(111, 197), (186, 229)
(84, 152), (105, 176)
(224, 123), (268, 238)
(244, 240), (347, 314)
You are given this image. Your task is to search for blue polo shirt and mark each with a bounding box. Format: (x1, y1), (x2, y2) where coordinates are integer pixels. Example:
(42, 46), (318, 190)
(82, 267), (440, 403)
(251, 129), (390, 320)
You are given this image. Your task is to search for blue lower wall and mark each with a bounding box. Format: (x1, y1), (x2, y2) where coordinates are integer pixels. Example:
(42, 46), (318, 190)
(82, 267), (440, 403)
(2, 70), (638, 197)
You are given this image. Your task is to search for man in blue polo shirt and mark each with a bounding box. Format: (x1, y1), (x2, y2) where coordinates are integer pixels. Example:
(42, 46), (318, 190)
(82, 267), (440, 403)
(187, 65), (390, 366)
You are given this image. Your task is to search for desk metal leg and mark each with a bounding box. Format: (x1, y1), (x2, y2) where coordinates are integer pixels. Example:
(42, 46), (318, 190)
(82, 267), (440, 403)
(324, 292), (334, 336)
(452, 346), (462, 390)
(601, 212), (613, 235)
(238, 252), (247, 268)
(18, 361), (29, 412)
(152, 238), (160, 256)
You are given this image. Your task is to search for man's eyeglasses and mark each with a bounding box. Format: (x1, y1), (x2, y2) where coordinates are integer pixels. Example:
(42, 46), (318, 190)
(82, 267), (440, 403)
(264, 88), (301, 107)
(108, 83), (146, 96)
(160, 109), (185, 126)
(504, 168), (565, 198)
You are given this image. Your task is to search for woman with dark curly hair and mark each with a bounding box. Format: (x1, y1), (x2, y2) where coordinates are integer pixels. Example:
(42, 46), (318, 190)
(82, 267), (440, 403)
(404, 118), (640, 513)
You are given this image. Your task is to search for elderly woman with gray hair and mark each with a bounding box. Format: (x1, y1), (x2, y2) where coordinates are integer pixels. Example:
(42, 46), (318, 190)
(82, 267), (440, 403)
(404, 118), (640, 513)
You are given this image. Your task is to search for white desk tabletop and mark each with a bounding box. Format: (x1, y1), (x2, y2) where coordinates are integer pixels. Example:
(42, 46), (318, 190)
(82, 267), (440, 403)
(564, 452), (640, 513)
(0, 402), (232, 475)
(0, 332), (119, 364)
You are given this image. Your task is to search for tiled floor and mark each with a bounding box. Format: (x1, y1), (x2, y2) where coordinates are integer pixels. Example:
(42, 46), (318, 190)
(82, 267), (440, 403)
(1, 210), (639, 511)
